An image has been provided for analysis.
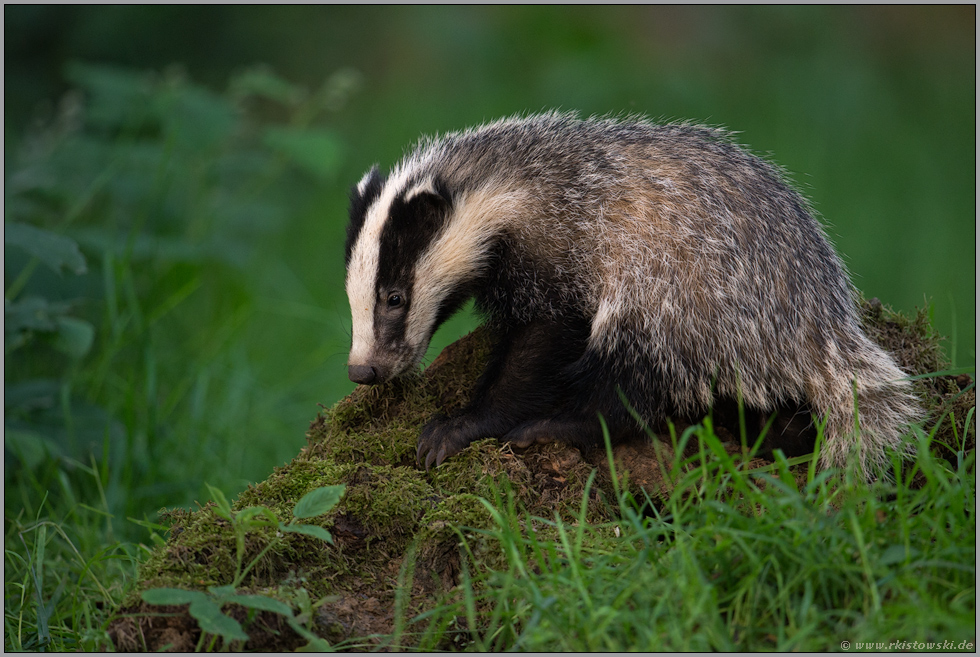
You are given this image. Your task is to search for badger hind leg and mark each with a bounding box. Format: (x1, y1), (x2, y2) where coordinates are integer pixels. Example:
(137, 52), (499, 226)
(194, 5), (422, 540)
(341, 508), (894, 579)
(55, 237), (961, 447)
(808, 339), (921, 479)
(416, 315), (592, 469)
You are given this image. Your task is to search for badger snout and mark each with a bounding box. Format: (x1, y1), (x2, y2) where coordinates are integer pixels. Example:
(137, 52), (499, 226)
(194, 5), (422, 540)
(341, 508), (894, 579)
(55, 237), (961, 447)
(348, 364), (378, 385)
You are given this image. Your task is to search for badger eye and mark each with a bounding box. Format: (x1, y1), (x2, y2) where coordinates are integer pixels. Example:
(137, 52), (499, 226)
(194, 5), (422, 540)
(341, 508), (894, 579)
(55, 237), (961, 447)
(386, 293), (404, 309)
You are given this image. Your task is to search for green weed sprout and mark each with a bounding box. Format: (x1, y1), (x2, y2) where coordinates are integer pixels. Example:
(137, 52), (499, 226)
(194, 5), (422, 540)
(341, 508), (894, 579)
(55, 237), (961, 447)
(140, 484), (345, 651)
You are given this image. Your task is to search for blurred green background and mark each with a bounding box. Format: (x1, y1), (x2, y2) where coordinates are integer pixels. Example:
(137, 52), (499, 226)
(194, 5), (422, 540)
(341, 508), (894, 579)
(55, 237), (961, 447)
(5, 5), (976, 534)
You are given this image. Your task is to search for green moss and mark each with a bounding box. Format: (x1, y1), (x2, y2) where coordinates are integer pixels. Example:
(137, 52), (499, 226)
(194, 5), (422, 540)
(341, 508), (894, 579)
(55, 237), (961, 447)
(341, 465), (435, 540)
(859, 296), (947, 377)
(418, 493), (496, 543)
(427, 439), (510, 493)
(322, 422), (420, 465)
(235, 459), (356, 516)
(325, 373), (436, 436)
(130, 505), (238, 602)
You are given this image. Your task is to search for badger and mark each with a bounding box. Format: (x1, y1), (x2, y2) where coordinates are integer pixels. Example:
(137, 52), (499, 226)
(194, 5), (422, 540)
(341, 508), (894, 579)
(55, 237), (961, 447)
(343, 112), (920, 477)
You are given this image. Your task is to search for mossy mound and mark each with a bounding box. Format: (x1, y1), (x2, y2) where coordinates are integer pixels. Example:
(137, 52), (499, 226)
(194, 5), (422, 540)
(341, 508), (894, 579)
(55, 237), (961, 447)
(859, 297), (975, 457)
(108, 300), (973, 651)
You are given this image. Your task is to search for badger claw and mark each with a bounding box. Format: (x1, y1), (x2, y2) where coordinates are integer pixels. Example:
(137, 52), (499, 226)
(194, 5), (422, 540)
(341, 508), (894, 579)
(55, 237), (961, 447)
(417, 441), (449, 471)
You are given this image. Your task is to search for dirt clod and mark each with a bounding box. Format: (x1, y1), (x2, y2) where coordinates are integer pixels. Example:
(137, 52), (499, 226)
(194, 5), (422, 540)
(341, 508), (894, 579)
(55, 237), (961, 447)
(109, 300), (973, 650)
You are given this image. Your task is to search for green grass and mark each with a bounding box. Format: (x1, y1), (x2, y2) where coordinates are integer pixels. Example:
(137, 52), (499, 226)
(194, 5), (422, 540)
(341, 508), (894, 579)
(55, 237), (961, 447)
(7, 415), (975, 651)
(4, 471), (149, 651)
(402, 425), (976, 652)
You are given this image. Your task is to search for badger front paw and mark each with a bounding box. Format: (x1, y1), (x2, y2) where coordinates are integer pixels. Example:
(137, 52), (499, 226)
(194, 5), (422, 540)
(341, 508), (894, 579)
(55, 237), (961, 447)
(416, 415), (482, 471)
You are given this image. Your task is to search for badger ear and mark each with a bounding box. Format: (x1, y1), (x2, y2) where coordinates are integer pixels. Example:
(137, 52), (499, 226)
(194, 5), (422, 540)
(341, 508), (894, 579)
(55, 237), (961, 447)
(402, 177), (453, 210)
(352, 165), (384, 204)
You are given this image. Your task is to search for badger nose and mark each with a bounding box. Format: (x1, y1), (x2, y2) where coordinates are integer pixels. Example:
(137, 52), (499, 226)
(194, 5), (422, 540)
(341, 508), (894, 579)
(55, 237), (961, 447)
(348, 364), (378, 385)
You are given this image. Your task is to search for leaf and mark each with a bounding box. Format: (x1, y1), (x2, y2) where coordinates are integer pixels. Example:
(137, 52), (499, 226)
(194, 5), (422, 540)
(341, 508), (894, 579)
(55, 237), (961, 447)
(263, 127), (344, 180)
(280, 523), (333, 544)
(295, 637), (334, 652)
(5, 222), (87, 275)
(207, 585), (237, 599)
(51, 316), (95, 359)
(4, 428), (59, 469)
(189, 598), (249, 642)
(159, 83), (237, 150)
(142, 587), (208, 606)
(4, 298), (92, 358)
(4, 297), (70, 333)
(879, 544), (920, 566)
(224, 594), (294, 617)
(205, 483), (233, 520)
(236, 506), (281, 528)
(4, 379), (60, 411)
(292, 485), (345, 520)
(64, 62), (152, 129)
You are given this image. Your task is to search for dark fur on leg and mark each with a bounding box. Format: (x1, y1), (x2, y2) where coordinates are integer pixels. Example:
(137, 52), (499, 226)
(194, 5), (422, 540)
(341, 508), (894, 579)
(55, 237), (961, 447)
(496, 345), (657, 456)
(416, 315), (589, 469)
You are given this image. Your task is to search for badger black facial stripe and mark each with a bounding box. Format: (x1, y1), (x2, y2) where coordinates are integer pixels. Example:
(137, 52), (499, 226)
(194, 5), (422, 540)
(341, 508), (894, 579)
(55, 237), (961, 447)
(377, 180), (453, 293)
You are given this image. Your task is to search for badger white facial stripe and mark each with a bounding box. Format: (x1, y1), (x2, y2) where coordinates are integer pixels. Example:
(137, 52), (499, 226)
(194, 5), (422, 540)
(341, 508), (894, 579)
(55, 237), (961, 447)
(402, 178), (438, 204)
(407, 186), (527, 352)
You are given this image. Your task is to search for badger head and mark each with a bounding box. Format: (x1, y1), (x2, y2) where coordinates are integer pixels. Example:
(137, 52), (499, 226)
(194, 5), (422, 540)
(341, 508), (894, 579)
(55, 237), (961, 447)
(343, 165), (479, 385)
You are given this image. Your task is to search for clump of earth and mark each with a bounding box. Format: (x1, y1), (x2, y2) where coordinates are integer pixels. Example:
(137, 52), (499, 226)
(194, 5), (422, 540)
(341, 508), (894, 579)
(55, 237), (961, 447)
(108, 299), (974, 651)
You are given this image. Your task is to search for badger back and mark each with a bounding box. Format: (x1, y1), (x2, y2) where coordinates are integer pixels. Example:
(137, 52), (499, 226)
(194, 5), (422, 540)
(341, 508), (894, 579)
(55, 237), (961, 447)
(344, 154), (525, 384)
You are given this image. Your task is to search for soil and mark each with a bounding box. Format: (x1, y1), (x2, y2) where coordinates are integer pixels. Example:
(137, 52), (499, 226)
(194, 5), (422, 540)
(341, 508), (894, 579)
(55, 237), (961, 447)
(107, 299), (974, 651)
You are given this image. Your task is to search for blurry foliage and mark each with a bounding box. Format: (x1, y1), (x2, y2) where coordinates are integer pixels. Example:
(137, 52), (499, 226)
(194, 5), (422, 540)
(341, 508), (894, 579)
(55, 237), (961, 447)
(1, 7), (973, 650)
(4, 62), (358, 538)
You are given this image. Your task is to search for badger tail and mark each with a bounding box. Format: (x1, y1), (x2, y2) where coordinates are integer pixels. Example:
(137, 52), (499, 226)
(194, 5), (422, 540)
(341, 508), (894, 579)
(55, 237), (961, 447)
(811, 338), (922, 479)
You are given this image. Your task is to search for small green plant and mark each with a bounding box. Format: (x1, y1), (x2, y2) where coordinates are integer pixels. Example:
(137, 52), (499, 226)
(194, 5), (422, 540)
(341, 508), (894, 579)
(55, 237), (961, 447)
(141, 483), (345, 650)
(204, 482), (342, 588)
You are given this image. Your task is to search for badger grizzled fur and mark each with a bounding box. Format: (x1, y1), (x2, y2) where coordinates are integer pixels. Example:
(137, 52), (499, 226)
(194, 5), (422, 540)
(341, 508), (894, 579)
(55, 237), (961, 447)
(343, 112), (920, 476)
